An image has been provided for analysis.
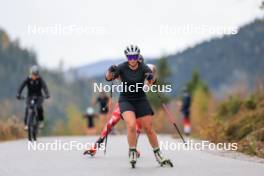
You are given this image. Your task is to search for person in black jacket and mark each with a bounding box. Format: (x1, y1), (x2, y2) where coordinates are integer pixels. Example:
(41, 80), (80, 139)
(16, 65), (50, 130)
(94, 92), (110, 130)
(83, 107), (98, 135)
(181, 87), (191, 135)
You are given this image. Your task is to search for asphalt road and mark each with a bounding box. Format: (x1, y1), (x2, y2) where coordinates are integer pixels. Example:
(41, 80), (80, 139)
(0, 135), (263, 176)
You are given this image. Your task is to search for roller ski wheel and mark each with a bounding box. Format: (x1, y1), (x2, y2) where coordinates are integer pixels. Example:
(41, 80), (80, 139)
(160, 159), (173, 167)
(154, 148), (173, 167)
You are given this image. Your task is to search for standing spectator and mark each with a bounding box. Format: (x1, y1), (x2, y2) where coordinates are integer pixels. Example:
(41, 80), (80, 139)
(83, 107), (97, 135)
(181, 87), (192, 135)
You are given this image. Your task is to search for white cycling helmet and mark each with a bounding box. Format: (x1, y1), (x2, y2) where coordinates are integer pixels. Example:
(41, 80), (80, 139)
(30, 65), (40, 76)
(86, 107), (95, 115)
(124, 45), (140, 56)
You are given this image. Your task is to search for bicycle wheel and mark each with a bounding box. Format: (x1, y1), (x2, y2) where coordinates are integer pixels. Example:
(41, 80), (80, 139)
(27, 110), (34, 141)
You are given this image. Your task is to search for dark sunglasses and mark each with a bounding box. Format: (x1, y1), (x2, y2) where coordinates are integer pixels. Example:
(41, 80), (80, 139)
(127, 55), (139, 61)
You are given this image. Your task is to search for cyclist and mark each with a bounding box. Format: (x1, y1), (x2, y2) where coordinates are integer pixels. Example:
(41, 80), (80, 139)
(16, 65), (50, 130)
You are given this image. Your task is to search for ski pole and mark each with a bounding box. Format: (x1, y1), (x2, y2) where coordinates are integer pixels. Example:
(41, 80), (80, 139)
(104, 74), (115, 155)
(156, 92), (187, 145)
(104, 125), (108, 155)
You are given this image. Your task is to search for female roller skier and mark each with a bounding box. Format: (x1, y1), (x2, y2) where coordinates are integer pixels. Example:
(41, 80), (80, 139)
(83, 55), (154, 157)
(105, 45), (173, 168)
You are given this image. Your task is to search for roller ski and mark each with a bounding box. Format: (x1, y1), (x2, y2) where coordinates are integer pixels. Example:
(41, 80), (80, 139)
(154, 148), (173, 167)
(129, 148), (137, 169)
(83, 137), (104, 156)
(83, 145), (97, 156)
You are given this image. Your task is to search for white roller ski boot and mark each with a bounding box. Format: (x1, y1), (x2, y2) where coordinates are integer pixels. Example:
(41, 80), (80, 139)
(154, 148), (173, 167)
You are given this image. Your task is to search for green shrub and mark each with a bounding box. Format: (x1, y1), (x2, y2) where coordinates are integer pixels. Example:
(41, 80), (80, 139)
(244, 95), (257, 110)
(218, 96), (242, 118)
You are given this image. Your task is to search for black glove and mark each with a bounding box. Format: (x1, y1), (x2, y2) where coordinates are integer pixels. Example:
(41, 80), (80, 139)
(16, 94), (21, 100)
(108, 65), (117, 73)
(145, 73), (153, 81)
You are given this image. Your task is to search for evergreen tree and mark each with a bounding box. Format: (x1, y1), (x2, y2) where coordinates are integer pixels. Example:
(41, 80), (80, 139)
(186, 70), (208, 96)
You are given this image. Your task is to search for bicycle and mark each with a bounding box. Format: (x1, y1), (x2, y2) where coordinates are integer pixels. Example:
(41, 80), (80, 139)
(19, 96), (47, 141)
